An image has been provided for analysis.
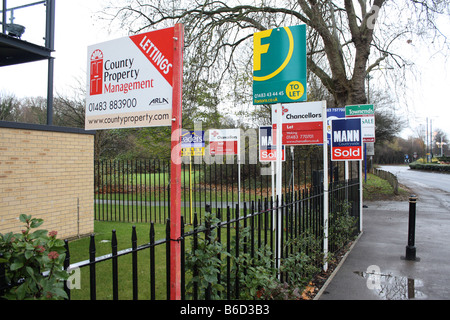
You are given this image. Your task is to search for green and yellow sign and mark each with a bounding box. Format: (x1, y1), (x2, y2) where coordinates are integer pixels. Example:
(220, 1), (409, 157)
(253, 25), (307, 105)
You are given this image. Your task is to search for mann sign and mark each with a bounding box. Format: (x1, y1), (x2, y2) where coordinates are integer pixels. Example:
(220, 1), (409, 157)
(331, 118), (363, 161)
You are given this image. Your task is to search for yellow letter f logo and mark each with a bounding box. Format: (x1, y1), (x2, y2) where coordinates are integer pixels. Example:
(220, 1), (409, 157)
(253, 29), (272, 71)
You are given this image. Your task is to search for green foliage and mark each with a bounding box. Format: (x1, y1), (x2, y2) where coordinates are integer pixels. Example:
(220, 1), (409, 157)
(185, 212), (228, 299)
(409, 161), (450, 172)
(0, 215), (68, 300)
(280, 231), (323, 289)
(329, 200), (357, 250)
(229, 226), (277, 299)
(185, 213), (326, 300)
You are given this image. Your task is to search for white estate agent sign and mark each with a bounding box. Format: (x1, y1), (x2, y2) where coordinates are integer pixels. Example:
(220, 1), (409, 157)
(85, 27), (175, 130)
(209, 129), (240, 156)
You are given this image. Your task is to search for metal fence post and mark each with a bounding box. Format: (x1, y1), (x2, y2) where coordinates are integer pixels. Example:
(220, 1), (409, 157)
(403, 195), (420, 261)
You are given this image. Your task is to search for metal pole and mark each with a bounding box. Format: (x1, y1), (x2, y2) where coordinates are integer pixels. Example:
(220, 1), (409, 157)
(322, 100), (329, 272)
(45, 0), (55, 125)
(404, 195), (419, 261)
(47, 57), (54, 125)
(276, 103), (282, 276)
(2, 0), (6, 34)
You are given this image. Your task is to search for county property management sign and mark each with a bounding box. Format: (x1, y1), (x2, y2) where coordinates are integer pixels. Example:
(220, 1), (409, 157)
(253, 25), (307, 105)
(86, 27), (175, 130)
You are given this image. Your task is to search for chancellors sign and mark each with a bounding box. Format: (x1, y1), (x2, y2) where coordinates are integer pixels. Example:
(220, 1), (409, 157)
(85, 27), (175, 130)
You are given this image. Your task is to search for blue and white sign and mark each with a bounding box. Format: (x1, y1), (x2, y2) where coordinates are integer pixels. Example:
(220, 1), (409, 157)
(181, 130), (204, 147)
(181, 130), (205, 156)
(331, 118), (363, 161)
(326, 108), (345, 145)
(259, 126), (285, 162)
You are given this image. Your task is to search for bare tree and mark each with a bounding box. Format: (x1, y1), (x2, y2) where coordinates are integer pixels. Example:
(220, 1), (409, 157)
(0, 93), (20, 121)
(103, 0), (449, 110)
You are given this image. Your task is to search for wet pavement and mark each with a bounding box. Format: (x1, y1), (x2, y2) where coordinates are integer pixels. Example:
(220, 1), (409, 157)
(317, 188), (450, 300)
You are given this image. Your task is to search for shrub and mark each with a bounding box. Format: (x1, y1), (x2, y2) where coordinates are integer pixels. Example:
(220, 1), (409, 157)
(0, 214), (68, 300)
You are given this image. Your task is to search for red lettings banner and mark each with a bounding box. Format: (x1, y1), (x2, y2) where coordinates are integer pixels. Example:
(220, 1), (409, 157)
(129, 27), (174, 87)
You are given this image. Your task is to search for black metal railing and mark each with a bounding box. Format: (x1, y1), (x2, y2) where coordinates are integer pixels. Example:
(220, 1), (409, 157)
(93, 156), (358, 225)
(59, 178), (359, 300)
(1, 154), (361, 300)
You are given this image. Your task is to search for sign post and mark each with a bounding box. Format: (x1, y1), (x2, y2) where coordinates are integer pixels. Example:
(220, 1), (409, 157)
(331, 117), (363, 232)
(181, 130), (205, 223)
(209, 129), (241, 206)
(253, 24), (307, 275)
(345, 104), (375, 205)
(276, 103), (282, 273)
(322, 101), (329, 271)
(86, 24), (184, 299)
(169, 24), (184, 300)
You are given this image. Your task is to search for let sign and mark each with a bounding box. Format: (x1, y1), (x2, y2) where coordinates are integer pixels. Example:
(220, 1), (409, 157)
(253, 25), (307, 105)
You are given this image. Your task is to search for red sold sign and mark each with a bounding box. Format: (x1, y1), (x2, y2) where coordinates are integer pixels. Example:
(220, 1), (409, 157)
(259, 126), (285, 162)
(331, 118), (363, 161)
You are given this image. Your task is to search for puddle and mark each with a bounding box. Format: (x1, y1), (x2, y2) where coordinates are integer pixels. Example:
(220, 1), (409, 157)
(354, 271), (427, 300)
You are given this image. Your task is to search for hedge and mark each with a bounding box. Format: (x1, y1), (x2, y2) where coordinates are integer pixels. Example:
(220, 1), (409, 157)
(409, 162), (450, 173)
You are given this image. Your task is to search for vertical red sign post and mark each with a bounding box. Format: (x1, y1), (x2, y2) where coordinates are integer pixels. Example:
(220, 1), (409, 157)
(170, 23), (184, 300)
(86, 23), (185, 299)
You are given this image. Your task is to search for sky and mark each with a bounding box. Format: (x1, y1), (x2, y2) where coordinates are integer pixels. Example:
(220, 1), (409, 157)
(1, 0), (449, 141)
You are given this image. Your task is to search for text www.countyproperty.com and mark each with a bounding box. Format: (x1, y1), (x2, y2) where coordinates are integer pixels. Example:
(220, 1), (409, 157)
(87, 112), (170, 127)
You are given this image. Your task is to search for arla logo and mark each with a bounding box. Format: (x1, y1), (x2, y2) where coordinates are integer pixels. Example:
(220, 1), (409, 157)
(90, 49), (103, 96)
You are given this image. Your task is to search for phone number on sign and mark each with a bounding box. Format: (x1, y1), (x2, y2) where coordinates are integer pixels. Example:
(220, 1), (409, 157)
(254, 91), (285, 104)
(88, 98), (138, 112)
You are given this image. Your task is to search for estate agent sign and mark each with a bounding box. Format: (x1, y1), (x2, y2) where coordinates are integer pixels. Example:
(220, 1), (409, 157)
(253, 25), (307, 105)
(331, 118), (363, 161)
(345, 104), (375, 142)
(86, 27), (176, 130)
(271, 101), (323, 145)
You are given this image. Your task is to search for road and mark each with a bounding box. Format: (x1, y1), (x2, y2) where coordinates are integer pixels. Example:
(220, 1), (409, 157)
(379, 165), (450, 211)
(319, 165), (450, 300)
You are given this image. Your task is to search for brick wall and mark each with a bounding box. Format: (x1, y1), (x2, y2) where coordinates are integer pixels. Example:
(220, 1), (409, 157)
(0, 122), (94, 240)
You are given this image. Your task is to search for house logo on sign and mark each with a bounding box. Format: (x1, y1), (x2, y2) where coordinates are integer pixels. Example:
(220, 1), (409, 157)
(90, 49), (103, 96)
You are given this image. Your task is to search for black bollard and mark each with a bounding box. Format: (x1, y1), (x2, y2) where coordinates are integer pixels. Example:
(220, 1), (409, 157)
(403, 195), (420, 261)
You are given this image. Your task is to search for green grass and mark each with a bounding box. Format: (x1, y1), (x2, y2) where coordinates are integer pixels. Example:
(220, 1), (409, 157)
(66, 214), (274, 300)
(67, 221), (169, 300)
(363, 173), (408, 201)
(98, 170), (202, 189)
